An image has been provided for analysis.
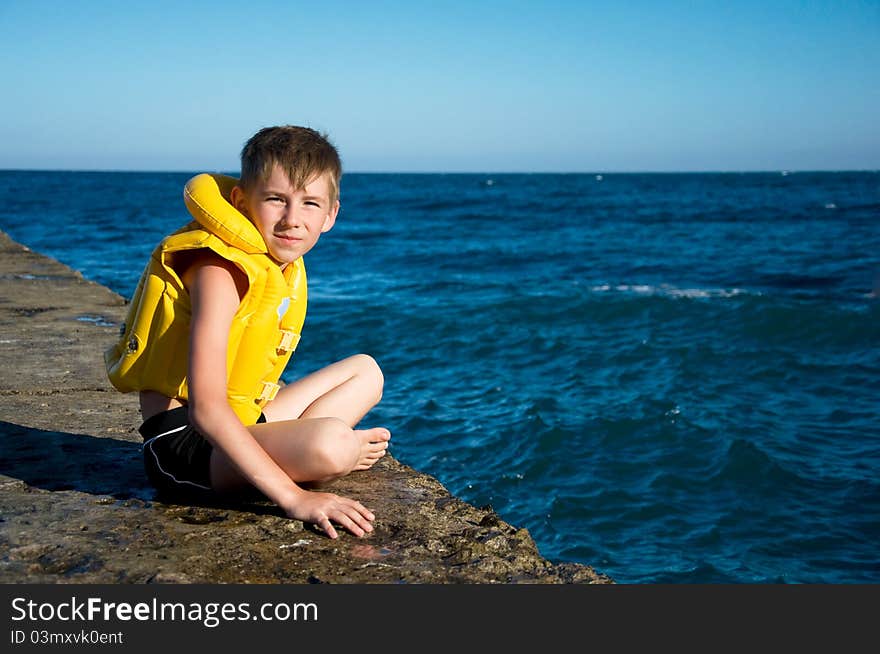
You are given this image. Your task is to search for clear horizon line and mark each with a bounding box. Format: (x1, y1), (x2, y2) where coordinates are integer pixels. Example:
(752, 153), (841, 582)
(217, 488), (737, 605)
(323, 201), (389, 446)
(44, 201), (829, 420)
(1, 167), (878, 175)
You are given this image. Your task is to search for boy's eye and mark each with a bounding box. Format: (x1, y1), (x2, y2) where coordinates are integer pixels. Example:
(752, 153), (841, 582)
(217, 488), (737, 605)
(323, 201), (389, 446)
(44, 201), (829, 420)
(305, 201), (321, 207)
(267, 196), (285, 203)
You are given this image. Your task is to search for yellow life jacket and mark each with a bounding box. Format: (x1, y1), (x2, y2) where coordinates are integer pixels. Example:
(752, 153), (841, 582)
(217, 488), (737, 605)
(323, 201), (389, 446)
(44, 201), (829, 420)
(104, 173), (307, 425)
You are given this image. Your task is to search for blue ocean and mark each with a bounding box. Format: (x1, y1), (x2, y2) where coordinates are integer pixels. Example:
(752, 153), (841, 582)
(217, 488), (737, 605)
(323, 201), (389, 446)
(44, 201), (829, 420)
(2, 169), (878, 583)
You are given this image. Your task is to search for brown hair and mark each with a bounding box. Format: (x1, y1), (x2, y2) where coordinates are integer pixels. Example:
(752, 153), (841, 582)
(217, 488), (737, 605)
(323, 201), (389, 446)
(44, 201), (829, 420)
(239, 126), (342, 203)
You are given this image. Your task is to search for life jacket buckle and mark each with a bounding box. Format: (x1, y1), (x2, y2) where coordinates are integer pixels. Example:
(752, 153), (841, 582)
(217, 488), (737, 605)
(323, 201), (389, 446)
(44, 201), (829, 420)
(277, 329), (300, 354)
(257, 381), (280, 404)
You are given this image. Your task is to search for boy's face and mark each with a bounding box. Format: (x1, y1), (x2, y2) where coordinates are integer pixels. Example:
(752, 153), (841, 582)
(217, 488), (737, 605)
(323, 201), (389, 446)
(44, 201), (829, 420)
(231, 164), (339, 267)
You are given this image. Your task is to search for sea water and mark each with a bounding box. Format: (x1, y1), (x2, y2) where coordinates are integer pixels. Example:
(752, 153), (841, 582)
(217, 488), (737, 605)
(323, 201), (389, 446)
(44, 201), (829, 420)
(1, 169), (878, 583)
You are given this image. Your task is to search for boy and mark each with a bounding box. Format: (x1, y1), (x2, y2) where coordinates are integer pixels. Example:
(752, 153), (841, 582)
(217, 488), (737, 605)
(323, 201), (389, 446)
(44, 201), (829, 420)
(106, 126), (390, 539)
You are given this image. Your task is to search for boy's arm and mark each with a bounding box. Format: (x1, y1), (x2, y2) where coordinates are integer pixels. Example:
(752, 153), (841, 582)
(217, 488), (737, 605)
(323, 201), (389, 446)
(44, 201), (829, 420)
(185, 255), (372, 538)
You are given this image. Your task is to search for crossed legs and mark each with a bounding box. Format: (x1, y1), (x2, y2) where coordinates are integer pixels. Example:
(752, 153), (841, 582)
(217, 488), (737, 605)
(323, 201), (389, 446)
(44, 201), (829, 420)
(210, 354), (390, 493)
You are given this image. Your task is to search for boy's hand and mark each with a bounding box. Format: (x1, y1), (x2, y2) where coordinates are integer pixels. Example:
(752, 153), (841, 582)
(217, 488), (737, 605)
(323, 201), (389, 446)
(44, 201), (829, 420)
(283, 491), (375, 539)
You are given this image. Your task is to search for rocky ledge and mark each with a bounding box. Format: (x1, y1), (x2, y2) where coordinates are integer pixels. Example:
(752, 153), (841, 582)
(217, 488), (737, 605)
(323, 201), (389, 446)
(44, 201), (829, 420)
(0, 231), (611, 584)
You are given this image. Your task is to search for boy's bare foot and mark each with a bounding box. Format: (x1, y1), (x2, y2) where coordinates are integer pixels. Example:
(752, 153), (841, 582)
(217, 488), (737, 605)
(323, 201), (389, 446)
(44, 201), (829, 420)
(354, 427), (390, 470)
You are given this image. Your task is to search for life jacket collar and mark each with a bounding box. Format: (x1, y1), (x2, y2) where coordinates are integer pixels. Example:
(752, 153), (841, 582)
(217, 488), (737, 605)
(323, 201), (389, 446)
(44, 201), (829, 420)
(183, 173), (267, 255)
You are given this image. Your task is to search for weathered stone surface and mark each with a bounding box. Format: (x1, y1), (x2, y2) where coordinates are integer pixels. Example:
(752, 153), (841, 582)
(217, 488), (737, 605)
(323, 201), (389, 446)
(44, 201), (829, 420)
(0, 231), (612, 584)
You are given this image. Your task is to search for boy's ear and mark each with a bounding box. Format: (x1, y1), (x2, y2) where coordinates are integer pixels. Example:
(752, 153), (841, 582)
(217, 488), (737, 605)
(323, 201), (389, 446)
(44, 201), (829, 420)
(321, 200), (340, 233)
(229, 185), (247, 214)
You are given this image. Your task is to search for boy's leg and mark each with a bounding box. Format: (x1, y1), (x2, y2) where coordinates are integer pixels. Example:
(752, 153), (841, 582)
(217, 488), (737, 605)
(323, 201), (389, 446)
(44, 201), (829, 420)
(209, 417), (389, 493)
(262, 353), (385, 427)
(210, 353), (390, 493)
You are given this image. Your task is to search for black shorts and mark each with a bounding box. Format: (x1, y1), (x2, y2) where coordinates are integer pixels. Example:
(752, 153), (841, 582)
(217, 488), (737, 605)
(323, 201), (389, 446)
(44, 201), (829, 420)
(139, 406), (266, 495)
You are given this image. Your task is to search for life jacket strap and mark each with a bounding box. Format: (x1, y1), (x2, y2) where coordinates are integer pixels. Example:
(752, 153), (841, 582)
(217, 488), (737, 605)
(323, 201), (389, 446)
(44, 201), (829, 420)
(257, 381), (280, 404)
(277, 329), (301, 354)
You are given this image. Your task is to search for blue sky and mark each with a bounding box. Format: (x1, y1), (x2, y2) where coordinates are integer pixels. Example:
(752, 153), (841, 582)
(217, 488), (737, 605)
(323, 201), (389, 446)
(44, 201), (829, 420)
(1, 0), (877, 172)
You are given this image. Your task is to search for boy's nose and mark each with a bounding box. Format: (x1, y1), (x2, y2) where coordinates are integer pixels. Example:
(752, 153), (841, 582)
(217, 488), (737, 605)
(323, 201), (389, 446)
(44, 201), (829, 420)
(279, 209), (302, 228)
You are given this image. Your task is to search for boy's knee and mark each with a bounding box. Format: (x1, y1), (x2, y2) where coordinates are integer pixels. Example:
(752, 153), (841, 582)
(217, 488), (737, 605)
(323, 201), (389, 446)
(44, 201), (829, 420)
(312, 417), (358, 478)
(353, 353), (383, 401)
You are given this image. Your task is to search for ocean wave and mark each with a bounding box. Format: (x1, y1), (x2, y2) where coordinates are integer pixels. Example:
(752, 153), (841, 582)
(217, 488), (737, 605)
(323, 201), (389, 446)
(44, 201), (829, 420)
(588, 283), (753, 299)
(708, 438), (805, 489)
